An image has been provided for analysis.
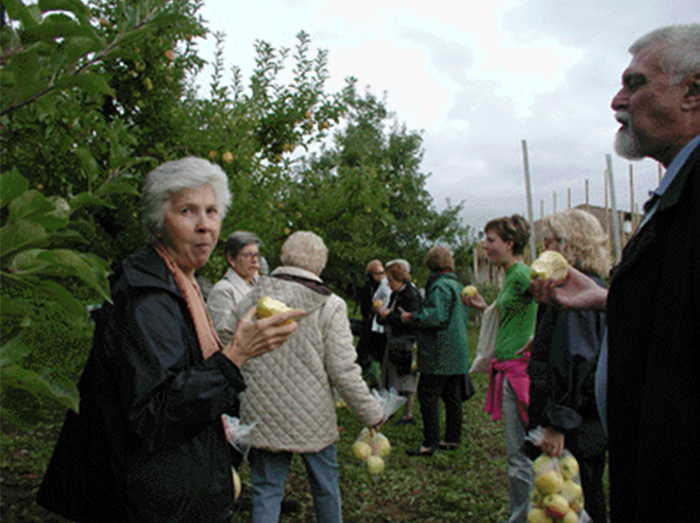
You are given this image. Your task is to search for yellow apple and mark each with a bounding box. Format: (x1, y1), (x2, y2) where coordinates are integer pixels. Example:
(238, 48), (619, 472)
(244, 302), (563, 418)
(559, 454), (580, 480)
(560, 479), (583, 502)
(222, 151), (233, 164)
(257, 297), (293, 323)
(532, 454), (554, 476)
(372, 433), (391, 458)
(561, 510), (579, 523)
(366, 455), (385, 475)
(352, 441), (371, 461)
(530, 250), (569, 283)
(232, 467), (241, 501)
(543, 493), (569, 519)
(535, 470), (564, 495)
(527, 507), (553, 523)
(570, 494), (585, 513)
(461, 285), (478, 298)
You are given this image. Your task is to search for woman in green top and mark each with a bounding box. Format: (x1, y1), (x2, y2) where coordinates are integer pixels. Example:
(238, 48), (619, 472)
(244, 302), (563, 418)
(465, 215), (537, 523)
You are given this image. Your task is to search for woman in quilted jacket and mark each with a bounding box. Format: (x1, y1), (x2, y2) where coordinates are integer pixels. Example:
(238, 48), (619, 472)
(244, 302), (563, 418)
(231, 231), (385, 523)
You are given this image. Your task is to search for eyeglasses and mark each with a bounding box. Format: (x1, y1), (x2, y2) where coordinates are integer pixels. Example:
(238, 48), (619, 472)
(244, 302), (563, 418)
(238, 252), (259, 260)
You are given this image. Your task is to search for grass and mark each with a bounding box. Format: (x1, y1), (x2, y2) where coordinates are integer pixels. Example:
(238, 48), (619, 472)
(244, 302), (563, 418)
(0, 325), (517, 522)
(230, 371), (512, 523)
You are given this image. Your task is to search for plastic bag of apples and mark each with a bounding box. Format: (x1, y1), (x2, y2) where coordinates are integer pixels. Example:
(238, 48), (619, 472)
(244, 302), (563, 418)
(350, 389), (406, 477)
(528, 448), (593, 523)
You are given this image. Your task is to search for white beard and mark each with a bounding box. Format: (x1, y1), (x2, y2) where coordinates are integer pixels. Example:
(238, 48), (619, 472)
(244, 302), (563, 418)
(614, 112), (645, 160)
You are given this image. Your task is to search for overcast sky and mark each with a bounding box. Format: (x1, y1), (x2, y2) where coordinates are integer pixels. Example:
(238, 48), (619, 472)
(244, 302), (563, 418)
(193, 0), (698, 230)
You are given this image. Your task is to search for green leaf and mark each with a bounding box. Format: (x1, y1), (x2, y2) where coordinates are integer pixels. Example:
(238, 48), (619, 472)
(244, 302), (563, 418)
(0, 219), (47, 258)
(69, 192), (114, 211)
(38, 0), (92, 24)
(0, 328), (32, 367)
(7, 188), (54, 221)
(54, 72), (115, 97)
(0, 169), (29, 208)
(39, 249), (112, 303)
(1, 364), (79, 412)
(72, 147), (99, 184)
(36, 280), (87, 318)
(65, 35), (103, 65)
(23, 21), (97, 42)
(2, 0), (40, 28)
(10, 49), (42, 101)
(94, 178), (140, 198)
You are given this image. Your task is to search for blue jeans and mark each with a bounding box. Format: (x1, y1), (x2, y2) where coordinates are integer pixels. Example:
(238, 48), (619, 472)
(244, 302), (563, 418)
(249, 444), (342, 523)
(503, 377), (532, 523)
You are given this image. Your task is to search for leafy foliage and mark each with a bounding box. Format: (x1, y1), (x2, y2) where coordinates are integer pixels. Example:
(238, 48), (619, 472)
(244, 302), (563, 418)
(1, 0), (477, 426)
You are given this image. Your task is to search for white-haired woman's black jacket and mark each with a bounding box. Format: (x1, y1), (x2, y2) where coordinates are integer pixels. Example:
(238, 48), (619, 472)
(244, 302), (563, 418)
(38, 245), (245, 523)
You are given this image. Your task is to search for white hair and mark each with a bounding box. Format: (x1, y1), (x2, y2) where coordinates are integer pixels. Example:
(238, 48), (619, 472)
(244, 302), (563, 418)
(141, 157), (231, 244)
(280, 231), (328, 276)
(630, 24), (700, 85)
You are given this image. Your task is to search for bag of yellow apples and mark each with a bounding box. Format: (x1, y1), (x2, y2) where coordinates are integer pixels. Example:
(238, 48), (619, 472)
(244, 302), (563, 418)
(349, 389), (406, 477)
(351, 427), (391, 476)
(528, 450), (592, 523)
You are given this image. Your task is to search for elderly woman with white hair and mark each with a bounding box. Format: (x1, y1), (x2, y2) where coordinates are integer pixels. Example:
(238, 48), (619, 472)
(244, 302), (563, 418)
(38, 158), (303, 523)
(208, 230), (263, 345)
(232, 231), (385, 523)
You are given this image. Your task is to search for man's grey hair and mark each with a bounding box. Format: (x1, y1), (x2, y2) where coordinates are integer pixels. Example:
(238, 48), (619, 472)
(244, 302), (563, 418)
(141, 157), (231, 244)
(280, 231), (328, 276)
(630, 24), (700, 85)
(225, 230), (262, 258)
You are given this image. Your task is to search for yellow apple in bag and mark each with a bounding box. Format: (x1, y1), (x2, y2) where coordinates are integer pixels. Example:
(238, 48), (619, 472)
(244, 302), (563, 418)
(535, 470), (564, 495)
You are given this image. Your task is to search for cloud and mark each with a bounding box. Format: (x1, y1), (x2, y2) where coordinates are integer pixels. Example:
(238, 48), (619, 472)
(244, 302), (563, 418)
(197, 0), (698, 230)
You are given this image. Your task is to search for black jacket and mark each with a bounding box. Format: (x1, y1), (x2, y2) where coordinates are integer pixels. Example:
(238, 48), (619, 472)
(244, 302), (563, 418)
(380, 282), (422, 339)
(527, 273), (607, 459)
(606, 141), (700, 521)
(38, 245), (246, 523)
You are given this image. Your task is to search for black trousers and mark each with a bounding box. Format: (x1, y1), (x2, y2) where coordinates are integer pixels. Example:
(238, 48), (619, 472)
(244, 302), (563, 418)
(417, 373), (464, 449)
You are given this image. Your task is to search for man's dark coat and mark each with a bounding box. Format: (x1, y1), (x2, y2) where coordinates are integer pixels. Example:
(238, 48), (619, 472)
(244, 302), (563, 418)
(606, 142), (700, 521)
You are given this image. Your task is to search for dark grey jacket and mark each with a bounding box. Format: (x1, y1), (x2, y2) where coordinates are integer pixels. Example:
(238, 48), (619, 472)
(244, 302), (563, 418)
(38, 245), (245, 523)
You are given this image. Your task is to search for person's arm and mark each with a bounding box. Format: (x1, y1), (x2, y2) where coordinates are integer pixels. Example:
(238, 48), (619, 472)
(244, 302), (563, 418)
(530, 266), (608, 311)
(118, 292), (301, 447)
(323, 298), (384, 427)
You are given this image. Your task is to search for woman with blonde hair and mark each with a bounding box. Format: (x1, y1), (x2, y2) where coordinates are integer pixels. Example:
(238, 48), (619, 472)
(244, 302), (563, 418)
(527, 209), (609, 522)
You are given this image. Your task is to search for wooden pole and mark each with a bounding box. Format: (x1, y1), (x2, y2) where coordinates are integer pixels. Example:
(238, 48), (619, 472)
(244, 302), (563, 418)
(553, 191), (557, 214)
(521, 140), (537, 262)
(606, 154), (622, 262)
(629, 164), (636, 232)
(567, 187), (572, 210)
(604, 172), (610, 250)
(585, 179), (590, 211)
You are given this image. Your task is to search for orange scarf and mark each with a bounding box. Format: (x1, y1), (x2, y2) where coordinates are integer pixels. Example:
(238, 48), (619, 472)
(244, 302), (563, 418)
(155, 244), (224, 360)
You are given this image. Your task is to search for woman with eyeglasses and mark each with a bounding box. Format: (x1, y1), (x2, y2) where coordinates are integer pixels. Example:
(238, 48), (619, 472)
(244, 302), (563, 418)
(208, 231), (263, 345)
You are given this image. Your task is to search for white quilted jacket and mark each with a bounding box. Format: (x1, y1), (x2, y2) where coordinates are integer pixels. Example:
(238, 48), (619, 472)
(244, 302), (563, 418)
(233, 267), (384, 453)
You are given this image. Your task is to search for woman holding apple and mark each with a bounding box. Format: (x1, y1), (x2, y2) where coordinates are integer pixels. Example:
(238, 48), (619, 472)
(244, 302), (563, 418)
(37, 158), (303, 523)
(462, 214), (537, 523)
(526, 209), (608, 522)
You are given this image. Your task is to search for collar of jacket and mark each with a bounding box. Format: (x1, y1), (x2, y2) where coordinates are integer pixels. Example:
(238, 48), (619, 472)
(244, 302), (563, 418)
(122, 244), (183, 298)
(612, 141), (700, 280)
(270, 266), (332, 295)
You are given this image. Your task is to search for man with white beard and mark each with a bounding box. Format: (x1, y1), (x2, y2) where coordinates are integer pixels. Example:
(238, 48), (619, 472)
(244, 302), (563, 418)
(530, 24), (700, 522)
